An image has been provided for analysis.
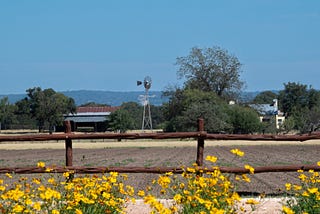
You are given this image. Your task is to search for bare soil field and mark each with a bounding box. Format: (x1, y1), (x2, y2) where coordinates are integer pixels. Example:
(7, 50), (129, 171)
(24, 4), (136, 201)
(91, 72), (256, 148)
(1, 139), (320, 213)
(1, 139), (320, 195)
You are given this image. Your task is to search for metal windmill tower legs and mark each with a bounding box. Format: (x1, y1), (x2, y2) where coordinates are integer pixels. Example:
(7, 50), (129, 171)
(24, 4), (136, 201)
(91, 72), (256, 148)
(142, 90), (152, 131)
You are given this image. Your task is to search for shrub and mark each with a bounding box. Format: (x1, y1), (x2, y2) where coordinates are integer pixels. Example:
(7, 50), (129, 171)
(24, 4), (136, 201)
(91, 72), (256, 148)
(283, 162), (320, 214)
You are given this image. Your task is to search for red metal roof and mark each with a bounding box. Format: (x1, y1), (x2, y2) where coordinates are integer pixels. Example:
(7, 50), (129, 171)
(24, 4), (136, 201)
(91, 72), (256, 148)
(77, 106), (120, 113)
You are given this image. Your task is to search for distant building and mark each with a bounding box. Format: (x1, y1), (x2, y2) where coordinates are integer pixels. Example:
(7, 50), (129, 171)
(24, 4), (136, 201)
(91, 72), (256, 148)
(64, 106), (120, 132)
(249, 99), (285, 129)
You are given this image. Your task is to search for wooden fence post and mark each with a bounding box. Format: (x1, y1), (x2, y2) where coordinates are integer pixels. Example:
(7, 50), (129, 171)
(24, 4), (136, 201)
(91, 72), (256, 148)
(196, 118), (205, 166)
(64, 120), (73, 167)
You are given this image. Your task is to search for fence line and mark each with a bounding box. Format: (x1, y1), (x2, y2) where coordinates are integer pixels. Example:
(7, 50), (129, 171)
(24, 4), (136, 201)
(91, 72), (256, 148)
(1, 119), (320, 174)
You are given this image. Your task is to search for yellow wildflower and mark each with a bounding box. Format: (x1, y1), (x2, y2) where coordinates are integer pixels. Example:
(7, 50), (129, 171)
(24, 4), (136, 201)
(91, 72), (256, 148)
(206, 155), (218, 163)
(230, 148), (244, 157)
(33, 202), (41, 211)
(242, 174), (251, 183)
(45, 167), (53, 172)
(285, 183), (292, 191)
(75, 209), (83, 214)
(244, 164), (255, 174)
(246, 198), (259, 205)
(293, 185), (302, 191)
(138, 190), (145, 197)
(282, 206), (294, 214)
(186, 167), (196, 173)
(157, 176), (171, 188)
(37, 161), (45, 168)
(12, 204), (24, 213)
(299, 174), (307, 182)
(5, 173), (12, 178)
(308, 187), (318, 194)
(173, 194), (183, 203)
(52, 210), (60, 214)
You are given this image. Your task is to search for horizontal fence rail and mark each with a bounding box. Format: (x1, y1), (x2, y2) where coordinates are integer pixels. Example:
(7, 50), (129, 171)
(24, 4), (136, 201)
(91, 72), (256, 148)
(1, 119), (320, 174)
(1, 132), (320, 142)
(1, 165), (320, 175)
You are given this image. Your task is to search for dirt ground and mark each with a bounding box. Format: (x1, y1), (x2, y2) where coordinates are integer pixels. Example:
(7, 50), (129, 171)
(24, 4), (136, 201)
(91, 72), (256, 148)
(1, 139), (320, 194)
(1, 139), (320, 213)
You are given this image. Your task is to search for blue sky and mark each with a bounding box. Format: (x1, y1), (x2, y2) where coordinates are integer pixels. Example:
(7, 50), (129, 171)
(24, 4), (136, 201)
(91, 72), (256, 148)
(1, 0), (319, 94)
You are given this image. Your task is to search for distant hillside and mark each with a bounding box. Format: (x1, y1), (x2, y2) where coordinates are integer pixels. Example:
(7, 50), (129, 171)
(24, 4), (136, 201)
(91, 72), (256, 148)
(0, 90), (263, 106)
(0, 90), (169, 106)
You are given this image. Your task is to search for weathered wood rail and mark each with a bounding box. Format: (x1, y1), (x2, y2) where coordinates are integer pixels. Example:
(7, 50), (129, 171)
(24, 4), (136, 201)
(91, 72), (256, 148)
(1, 119), (320, 174)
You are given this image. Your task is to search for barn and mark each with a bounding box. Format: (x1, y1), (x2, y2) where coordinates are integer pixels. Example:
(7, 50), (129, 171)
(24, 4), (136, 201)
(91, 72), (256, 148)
(64, 106), (120, 132)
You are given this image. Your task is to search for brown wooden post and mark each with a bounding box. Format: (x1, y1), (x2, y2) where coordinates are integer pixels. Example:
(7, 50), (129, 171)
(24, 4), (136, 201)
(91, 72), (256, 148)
(64, 120), (73, 167)
(196, 118), (205, 166)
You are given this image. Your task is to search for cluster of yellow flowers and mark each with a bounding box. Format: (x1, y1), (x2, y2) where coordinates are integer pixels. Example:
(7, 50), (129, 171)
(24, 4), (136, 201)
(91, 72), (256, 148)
(0, 170), (134, 213)
(139, 148), (256, 213)
(0, 148), (260, 214)
(283, 162), (320, 214)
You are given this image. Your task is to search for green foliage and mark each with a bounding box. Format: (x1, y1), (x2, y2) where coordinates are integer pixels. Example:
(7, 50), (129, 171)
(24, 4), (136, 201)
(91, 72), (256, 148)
(14, 98), (38, 129)
(283, 168), (320, 214)
(228, 105), (261, 134)
(120, 102), (142, 130)
(260, 116), (278, 134)
(109, 109), (134, 133)
(278, 82), (320, 133)
(120, 102), (165, 130)
(253, 91), (278, 104)
(280, 116), (295, 134)
(176, 46), (244, 99)
(0, 97), (17, 130)
(163, 88), (264, 134)
(163, 89), (232, 133)
(26, 87), (76, 133)
(278, 82), (310, 116)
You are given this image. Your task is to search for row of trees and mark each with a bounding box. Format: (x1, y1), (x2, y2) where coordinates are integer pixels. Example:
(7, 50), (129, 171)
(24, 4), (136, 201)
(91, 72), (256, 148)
(109, 46), (320, 134)
(253, 82), (320, 133)
(1, 45), (320, 134)
(0, 87), (76, 133)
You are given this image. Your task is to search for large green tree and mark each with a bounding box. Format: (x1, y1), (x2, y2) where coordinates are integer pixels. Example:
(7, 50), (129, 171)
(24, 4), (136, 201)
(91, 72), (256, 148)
(228, 105), (261, 134)
(14, 98), (37, 129)
(26, 87), (76, 133)
(253, 91), (278, 104)
(0, 97), (16, 130)
(162, 89), (232, 133)
(176, 46), (244, 99)
(278, 82), (320, 133)
(109, 109), (134, 133)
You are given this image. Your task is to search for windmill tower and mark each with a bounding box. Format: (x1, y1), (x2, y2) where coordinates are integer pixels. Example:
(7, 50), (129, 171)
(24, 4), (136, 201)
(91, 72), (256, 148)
(137, 76), (153, 131)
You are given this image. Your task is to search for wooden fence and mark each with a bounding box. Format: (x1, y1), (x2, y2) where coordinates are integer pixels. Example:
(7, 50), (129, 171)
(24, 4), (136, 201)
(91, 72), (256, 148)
(1, 119), (320, 174)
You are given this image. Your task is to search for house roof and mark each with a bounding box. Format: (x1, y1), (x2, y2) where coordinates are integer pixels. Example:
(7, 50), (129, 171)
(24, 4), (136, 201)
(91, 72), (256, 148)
(64, 106), (120, 123)
(249, 104), (278, 116)
(64, 116), (108, 123)
(76, 106), (120, 113)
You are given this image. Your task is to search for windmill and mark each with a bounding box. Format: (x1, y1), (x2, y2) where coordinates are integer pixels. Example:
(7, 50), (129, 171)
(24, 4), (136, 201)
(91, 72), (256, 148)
(137, 76), (153, 131)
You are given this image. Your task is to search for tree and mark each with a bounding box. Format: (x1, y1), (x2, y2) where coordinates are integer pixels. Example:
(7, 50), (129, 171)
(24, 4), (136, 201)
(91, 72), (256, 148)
(0, 97), (16, 130)
(278, 82), (320, 133)
(109, 109), (134, 133)
(120, 102), (142, 129)
(253, 91), (278, 104)
(26, 87), (76, 133)
(176, 46), (244, 99)
(162, 89), (232, 133)
(278, 82), (309, 116)
(14, 98), (37, 129)
(228, 105), (261, 134)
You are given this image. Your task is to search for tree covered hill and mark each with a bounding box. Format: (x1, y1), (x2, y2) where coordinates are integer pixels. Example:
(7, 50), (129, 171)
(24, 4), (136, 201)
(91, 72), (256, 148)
(0, 90), (169, 106)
